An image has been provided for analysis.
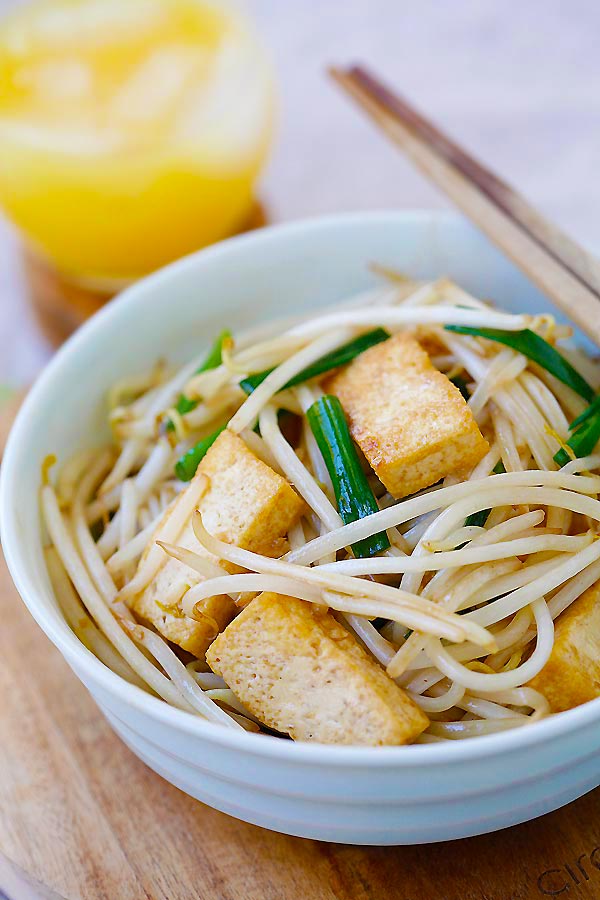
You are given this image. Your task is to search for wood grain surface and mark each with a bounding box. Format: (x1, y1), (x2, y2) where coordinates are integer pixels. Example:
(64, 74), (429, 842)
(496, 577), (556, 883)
(3, 550), (600, 900)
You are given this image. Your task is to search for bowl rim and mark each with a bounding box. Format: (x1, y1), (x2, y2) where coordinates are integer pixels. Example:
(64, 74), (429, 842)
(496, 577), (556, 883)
(3, 207), (600, 766)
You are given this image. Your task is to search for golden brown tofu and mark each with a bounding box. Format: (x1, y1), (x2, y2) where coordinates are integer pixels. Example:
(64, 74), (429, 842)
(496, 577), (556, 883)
(529, 581), (600, 712)
(129, 431), (305, 657)
(207, 592), (429, 745)
(326, 333), (489, 498)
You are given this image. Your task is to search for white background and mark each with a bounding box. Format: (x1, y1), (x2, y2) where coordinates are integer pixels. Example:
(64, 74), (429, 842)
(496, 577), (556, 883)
(1, 0), (599, 382)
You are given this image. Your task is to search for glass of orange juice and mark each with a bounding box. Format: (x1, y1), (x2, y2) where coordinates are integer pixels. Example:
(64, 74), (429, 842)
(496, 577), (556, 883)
(0, 0), (274, 342)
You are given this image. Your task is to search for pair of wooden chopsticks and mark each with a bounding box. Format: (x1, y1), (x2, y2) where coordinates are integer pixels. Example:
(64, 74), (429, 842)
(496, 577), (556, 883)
(330, 64), (600, 347)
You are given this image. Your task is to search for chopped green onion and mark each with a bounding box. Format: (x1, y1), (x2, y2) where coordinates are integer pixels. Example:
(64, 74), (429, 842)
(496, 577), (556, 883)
(554, 408), (600, 467)
(444, 326), (594, 402)
(464, 461), (505, 528)
(199, 329), (232, 373)
(449, 374), (470, 401)
(306, 395), (390, 558)
(446, 325), (600, 469)
(463, 509), (491, 529)
(239, 328), (390, 396)
(175, 425), (226, 481)
(173, 394), (198, 418)
(569, 395), (600, 431)
(168, 329), (231, 429)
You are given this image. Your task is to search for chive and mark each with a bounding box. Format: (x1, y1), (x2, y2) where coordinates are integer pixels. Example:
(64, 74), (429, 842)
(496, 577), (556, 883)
(239, 328), (390, 396)
(569, 395), (600, 431)
(464, 461), (505, 528)
(446, 324), (600, 470)
(449, 374), (470, 401)
(444, 326), (595, 402)
(464, 509), (491, 529)
(175, 425), (226, 481)
(307, 395), (390, 557)
(167, 330), (231, 429)
(174, 394), (198, 417)
(199, 329), (232, 372)
(554, 407), (600, 467)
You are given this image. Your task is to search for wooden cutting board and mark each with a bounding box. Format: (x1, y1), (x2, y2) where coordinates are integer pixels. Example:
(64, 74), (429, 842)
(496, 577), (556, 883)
(3, 415), (600, 900)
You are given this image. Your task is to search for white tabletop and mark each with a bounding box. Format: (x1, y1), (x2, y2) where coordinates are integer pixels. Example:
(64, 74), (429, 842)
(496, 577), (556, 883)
(1, 0), (600, 384)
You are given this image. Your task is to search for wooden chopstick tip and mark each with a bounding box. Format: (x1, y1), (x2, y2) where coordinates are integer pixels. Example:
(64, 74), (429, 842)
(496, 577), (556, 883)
(328, 63), (367, 86)
(327, 64), (348, 85)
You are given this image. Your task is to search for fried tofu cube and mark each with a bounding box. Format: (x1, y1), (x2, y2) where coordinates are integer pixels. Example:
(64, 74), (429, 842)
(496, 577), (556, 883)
(207, 592), (429, 745)
(129, 431), (305, 657)
(529, 581), (600, 712)
(325, 333), (489, 498)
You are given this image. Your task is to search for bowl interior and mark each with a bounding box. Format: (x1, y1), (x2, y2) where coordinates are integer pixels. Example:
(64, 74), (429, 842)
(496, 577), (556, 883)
(1, 209), (591, 751)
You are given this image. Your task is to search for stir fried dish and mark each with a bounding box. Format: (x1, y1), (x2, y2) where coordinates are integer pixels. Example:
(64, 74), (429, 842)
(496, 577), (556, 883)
(42, 273), (600, 744)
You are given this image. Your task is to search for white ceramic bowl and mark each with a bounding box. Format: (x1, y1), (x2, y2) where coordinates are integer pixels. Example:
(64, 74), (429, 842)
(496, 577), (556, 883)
(3, 211), (600, 846)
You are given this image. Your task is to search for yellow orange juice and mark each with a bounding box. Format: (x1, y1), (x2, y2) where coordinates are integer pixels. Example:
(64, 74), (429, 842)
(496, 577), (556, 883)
(0, 0), (274, 295)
